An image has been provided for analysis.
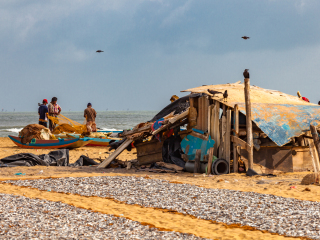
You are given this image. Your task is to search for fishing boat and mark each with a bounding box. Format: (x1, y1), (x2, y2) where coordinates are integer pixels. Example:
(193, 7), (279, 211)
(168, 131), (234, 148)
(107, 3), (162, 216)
(8, 135), (92, 149)
(66, 134), (120, 147)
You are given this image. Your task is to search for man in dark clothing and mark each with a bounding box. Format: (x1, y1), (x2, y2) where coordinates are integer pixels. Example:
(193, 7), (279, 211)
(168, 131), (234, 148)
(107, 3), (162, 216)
(38, 99), (49, 128)
(84, 103), (97, 132)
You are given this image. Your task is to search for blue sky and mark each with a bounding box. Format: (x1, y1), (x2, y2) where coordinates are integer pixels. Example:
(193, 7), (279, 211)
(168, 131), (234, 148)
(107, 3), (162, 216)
(1, 0), (320, 112)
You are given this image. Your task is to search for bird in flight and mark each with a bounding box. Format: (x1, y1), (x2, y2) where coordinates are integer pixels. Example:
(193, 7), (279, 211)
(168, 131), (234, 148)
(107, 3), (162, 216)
(223, 90), (228, 102)
(241, 36), (250, 40)
(243, 69), (250, 79)
(96, 50), (104, 53)
(207, 89), (222, 97)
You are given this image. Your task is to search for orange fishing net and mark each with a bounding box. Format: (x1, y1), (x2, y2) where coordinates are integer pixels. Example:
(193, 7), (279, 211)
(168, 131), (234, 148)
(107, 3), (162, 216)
(48, 114), (87, 134)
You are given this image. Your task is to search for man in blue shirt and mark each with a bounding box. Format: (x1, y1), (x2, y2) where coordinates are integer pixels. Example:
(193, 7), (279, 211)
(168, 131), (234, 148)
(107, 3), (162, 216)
(38, 99), (49, 128)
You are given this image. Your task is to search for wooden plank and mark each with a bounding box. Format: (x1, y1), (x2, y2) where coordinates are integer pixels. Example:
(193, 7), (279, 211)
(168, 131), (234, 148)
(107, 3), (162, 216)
(311, 124), (320, 171)
(152, 109), (189, 135)
(231, 135), (251, 152)
(244, 78), (253, 169)
(97, 139), (133, 168)
(233, 104), (239, 173)
(219, 114), (226, 159)
(207, 148), (214, 175)
(121, 125), (151, 137)
(213, 101), (220, 156)
(225, 108), (231, 173)
(194, 149), (202, 173)
(190, 131), (209, 141)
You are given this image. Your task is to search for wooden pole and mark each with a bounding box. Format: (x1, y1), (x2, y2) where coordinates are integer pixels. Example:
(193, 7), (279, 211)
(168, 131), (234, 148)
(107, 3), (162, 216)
(225, 108), (231, 173)
(194, 149), (202, 173)
(233, 104), (239, 173)
(244, 78), (253, 169)
(206, 148), (214, 175)
(310, 125), (320, 171)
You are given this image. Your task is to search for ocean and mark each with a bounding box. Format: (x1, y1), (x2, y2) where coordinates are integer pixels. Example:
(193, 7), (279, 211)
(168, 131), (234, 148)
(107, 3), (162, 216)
(0, 111), (157, 137)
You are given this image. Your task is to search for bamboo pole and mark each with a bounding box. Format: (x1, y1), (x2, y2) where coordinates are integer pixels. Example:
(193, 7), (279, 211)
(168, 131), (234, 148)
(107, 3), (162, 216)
(233, 104), (239, 173)
(244, 78), (253, 169)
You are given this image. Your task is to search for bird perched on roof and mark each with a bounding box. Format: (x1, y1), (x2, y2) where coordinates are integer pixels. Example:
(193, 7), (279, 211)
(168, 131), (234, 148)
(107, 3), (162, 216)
(223, 90), (228, 102)
(96, 50), (104, 53)
(243, 69), (250, 79)
(241, 36), (250, 40)
(207, 89), (222, 97)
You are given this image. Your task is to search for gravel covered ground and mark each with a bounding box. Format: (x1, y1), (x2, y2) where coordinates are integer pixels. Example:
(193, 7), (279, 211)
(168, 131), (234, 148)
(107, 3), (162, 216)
(0, 193), (207, 239)
(5, 176), (320, 239)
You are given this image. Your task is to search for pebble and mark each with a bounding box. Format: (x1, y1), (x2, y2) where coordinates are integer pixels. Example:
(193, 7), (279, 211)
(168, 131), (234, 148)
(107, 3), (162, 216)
(5, 176), (320, 239)
(0, 193), (206, 240)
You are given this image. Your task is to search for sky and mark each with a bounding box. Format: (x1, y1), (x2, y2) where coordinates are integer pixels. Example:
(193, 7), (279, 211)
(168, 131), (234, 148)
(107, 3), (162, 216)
(1, 0), (320, 112)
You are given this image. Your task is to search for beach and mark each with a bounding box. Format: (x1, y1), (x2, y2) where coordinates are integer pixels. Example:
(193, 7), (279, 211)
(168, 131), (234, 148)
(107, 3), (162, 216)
(1, 136), (319, 239)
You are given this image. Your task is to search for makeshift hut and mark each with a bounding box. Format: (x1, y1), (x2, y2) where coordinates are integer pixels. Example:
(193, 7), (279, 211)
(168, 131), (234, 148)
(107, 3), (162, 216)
(99, 81), (320, 174)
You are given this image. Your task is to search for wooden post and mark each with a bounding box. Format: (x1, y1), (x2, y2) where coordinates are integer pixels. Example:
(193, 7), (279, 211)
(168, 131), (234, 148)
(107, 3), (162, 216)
(225, 108), (231, 173)
(207, 148), (214, 175)
(233, 104), (239, 173)
(213, 101), (220, 156)
(244, 78), (253, 169)
(194, 149), (202, 173)
(311, 125), (320, 160)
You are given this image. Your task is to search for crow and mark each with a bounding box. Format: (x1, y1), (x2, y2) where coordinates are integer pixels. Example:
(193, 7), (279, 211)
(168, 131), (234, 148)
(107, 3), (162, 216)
(96, 50), (104, 53)
(241, 36), (250, 40)
(243, 69), (250, 78)
(207, 89), (222, 96)
(223, 90), (228, 102)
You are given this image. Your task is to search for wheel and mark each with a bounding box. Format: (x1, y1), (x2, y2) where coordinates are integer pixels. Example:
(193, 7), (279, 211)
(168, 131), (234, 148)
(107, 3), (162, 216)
(212, 158), (229, 175)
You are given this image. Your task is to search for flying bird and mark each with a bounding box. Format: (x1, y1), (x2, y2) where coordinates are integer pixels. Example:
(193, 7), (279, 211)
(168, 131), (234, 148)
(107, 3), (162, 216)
(241, 36), (250, 40)
(243, 69), (250, 79)
(96, 50), (104, 53)
(223, 90), (228, 102)
(207, 89), (222, 96)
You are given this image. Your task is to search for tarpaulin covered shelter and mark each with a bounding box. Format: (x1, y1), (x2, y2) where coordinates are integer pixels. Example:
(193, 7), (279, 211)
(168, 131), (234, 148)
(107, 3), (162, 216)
(182, 82), (320, 173)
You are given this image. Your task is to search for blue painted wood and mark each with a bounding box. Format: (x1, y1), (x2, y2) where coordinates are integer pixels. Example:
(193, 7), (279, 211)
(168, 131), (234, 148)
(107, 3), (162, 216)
(181, 135), (215, 161)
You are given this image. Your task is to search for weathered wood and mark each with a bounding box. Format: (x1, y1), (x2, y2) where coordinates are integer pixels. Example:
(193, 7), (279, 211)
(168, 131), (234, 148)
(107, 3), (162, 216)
(231, 135), (251, 152)
(311, 124), (320, 163)
(225, 108), (231, 173)
(233, 104), (239, 173)
(306, 131), (320, 173)
(213, 101), (220, 156)
(207, 148), (214, 175)
(194, 149), (202, 173)
(244, 78), (253, 169)
(219, 115), (226, 158)
(97, 139), (133, 168)
(190, 130), (209, 141)
(121, 125), (151, 137)
(310, 125), (320, 172)
(152, 109), (189, 135)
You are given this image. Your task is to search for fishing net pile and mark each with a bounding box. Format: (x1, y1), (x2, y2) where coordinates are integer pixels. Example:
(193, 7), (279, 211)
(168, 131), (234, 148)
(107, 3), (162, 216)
(19, 124), (56, 144)
(48, 114), (86, 134)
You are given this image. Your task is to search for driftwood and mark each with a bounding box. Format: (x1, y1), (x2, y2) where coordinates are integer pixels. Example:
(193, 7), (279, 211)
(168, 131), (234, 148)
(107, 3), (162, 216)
(97, 139), (133, 168)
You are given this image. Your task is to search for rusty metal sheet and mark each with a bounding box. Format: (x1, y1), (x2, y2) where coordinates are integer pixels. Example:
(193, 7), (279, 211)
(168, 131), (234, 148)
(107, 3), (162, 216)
(236, 103), (320, 146)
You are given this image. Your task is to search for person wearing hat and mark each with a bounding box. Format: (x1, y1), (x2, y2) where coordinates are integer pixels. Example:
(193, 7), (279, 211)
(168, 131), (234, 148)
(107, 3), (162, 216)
(38, 99), (49, 128)
(84, 103), (97, 132)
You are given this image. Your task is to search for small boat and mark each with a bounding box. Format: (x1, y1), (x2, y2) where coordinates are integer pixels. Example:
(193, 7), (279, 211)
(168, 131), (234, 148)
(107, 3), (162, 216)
(8, 135), (92, 149)
(66, 134), (121, 147)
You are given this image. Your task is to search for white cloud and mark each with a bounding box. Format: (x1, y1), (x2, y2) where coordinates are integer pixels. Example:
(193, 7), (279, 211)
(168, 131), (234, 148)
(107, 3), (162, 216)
(161, 0), (193, 27)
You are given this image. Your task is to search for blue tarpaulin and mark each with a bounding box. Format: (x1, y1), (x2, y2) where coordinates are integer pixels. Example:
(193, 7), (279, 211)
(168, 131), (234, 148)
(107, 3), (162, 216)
(236, 103), (320, 146)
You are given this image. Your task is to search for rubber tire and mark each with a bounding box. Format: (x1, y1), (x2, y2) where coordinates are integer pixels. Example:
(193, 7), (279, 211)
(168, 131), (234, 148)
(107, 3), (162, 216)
(212, 158), (229, 175)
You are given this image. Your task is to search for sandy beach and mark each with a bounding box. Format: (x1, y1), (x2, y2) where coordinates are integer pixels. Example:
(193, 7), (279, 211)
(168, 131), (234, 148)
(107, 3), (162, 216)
(1, 136), (319, 239)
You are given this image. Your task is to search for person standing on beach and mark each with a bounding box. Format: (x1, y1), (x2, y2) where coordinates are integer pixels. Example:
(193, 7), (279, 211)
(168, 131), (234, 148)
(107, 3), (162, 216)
(84, 103), (97, 132)
(48, 97), (61, 131)
(38, 99), (48, 128)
